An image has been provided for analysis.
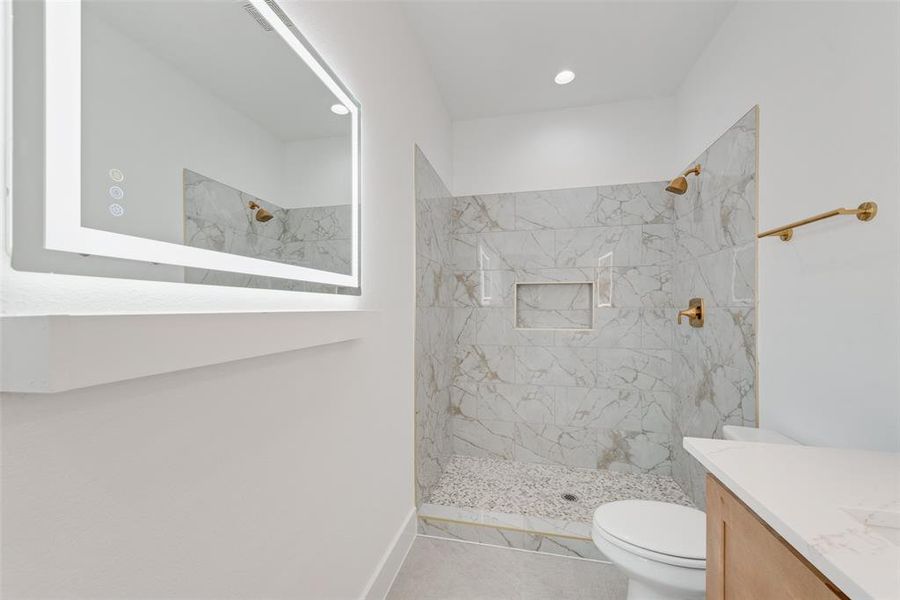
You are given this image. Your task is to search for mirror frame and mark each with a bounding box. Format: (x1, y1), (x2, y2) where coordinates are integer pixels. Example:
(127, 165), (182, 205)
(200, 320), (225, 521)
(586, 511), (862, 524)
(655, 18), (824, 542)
(44, 0), (361, 289)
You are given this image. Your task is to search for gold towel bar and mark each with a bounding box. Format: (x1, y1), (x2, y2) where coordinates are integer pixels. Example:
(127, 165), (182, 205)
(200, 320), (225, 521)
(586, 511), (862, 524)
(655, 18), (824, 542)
(757, 202), (878, 241)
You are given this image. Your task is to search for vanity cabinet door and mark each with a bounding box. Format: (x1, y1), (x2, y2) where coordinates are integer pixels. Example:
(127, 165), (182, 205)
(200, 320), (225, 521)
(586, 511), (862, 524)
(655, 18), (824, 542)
(705, 475), (848, 600)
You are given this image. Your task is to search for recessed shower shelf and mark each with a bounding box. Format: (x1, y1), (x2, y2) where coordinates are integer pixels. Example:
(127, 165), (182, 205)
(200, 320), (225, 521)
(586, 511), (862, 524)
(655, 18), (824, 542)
(0, 310), (379, 393)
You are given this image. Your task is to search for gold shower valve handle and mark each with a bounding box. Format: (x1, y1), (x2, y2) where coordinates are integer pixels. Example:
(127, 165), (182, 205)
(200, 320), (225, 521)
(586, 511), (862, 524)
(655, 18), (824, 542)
(677, 298), (704, 328)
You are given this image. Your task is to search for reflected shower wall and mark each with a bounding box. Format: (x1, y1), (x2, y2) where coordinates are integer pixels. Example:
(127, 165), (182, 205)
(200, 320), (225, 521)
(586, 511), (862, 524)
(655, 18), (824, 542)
(184, 170), (352, 286)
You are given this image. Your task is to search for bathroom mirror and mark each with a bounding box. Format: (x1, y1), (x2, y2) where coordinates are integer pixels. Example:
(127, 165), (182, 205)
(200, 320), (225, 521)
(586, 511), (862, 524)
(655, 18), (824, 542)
(36, 0), (360, 291)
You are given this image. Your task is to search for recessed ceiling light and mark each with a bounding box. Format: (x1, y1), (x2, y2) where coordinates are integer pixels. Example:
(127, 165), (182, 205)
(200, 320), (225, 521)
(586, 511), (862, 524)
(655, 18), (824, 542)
(331, 104), (350, 115)
(554, 70), (575, 85)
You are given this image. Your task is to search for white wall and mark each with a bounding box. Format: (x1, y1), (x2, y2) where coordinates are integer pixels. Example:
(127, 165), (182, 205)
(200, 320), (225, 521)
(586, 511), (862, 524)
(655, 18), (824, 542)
(676, 2), (900, 451)
(283, 136), (352, 208)
(0, 2), (452, 598)
(452, 97), (678, 195)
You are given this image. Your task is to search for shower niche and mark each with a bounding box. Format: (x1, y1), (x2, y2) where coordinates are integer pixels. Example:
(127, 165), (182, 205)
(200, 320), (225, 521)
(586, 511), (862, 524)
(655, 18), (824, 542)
(514, 282), (593, 330)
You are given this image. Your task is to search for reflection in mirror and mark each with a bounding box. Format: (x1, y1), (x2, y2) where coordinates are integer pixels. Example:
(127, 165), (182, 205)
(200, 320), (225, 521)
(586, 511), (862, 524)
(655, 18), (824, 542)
(76, 0), (356, 290)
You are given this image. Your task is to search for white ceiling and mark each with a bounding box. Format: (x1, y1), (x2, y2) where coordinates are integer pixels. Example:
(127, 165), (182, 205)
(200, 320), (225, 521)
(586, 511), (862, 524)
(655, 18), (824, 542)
(403, 1), (735, 120)
(87, 1), (350, 141)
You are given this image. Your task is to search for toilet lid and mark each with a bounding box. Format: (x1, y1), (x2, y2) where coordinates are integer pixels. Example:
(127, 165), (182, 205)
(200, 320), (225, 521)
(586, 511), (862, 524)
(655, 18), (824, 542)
(593, 500), (706, 560)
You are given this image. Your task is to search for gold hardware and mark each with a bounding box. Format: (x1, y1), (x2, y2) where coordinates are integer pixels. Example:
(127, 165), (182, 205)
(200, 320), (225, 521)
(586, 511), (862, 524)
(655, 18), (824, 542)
(757, 201), (877, 242)
(248, 201), (273, 223)
(665, 164), (702, 195)
(677, 297), (704, 328)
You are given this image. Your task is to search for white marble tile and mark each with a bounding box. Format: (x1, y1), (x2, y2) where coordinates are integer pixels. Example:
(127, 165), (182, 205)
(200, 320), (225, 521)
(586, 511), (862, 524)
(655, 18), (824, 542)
(514, 422), (597, 468)
(515, 187), (600, 230)
(454, 194), (516, 233)
(555, 226), (642, 267)
(477, 382), (556, 424)
(554, 308), (641, 348)
(596, 348), (671, 392)
(452, 417), (516, 459)
(478, 230), (556, 270)
(612, 266), (671, 307)
(555, 388), (671, 435)
(453, 270), (516, 307)
(640, 308), (674, 350)
(515, 346), (598, 387)
(476, 308), (555, 346)
(455, 344), (517, 384)
(596, 429), (673, 475)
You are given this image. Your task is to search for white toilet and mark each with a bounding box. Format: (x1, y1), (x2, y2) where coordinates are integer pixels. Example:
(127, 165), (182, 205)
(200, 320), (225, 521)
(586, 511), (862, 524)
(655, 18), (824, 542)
(592, 427), (799, 600)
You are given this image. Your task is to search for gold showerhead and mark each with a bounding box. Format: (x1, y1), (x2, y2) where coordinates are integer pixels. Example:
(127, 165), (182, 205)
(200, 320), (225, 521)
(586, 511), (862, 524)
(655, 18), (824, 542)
(248, 201), (273, 222)
(666, 164), (701, 195)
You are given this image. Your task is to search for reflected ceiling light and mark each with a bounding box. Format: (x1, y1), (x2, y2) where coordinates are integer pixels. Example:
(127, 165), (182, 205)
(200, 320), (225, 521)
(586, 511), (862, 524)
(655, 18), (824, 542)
(331, 103), (350, 115)
(554, 70), (575, 85)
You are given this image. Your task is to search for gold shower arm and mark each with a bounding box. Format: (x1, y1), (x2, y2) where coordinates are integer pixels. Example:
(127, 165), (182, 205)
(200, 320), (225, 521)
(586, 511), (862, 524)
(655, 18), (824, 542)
(757, 201), (878, 242)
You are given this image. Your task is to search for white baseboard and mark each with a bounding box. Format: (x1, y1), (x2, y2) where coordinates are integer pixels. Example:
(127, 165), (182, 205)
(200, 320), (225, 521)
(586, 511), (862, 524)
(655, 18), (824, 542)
(360, 507), (417, 600)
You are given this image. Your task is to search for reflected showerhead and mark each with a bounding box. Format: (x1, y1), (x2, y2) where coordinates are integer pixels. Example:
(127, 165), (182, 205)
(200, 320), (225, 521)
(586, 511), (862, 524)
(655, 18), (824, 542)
(248, 201), (273, 222)
(666, 164), (701, 195)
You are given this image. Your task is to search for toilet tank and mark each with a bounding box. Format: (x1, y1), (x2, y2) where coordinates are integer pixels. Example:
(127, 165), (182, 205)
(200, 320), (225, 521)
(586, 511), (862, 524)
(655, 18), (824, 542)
(722, 425), (800, 445)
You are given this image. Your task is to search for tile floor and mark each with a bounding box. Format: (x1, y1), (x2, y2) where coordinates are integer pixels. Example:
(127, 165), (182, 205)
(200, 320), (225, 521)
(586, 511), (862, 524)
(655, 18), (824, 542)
(386, 536), (627, 600)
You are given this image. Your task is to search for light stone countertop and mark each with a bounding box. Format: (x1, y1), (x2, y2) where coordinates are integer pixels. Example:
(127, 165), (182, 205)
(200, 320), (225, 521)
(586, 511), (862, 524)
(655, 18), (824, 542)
(684, 438), (900, 600)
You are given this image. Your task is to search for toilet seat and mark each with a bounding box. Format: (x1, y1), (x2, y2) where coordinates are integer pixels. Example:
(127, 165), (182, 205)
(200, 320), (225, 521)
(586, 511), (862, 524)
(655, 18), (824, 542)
(593, 500), (706, 569)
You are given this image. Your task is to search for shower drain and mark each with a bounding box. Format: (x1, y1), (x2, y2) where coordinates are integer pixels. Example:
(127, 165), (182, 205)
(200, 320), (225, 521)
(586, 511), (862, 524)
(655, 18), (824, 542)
(561, 493), (579, 502)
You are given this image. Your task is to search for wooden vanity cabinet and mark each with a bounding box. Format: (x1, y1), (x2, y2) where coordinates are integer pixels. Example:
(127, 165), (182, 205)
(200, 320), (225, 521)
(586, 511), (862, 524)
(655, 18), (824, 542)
(705, 475), (849, 600)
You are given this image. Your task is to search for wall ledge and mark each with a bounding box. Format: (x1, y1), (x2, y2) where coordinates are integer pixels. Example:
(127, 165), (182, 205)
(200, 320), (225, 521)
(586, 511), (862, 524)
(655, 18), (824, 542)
(0, 310), (379, 393)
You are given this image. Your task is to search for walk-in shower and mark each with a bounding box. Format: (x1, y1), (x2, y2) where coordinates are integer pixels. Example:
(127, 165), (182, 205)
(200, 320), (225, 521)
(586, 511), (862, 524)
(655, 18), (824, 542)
(414, 107), (758, 559)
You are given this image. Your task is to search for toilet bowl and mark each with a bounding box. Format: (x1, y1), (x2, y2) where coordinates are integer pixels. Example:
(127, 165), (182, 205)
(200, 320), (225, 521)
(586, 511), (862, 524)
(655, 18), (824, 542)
(593, 500), (706, 600)
(593, 428), (798, 599)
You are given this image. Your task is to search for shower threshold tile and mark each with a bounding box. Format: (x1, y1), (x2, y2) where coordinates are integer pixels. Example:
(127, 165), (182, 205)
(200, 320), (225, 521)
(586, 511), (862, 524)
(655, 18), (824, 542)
(425, 455), (693, 525)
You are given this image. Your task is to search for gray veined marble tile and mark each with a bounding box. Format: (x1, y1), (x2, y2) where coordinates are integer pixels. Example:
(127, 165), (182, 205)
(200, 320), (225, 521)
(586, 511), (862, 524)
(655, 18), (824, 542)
(478, 230), (556, 270)
(476, 307), (555, 346)
(453, 194), (516, 233)
(451, 307), (477, 346)
(555, 388), (670, 434)
(596, 429), (673, 475)
(515, 186), (601, 230)
(417, 258), (450, 307)
(640, 308), (674, 350)
(450, 380), (478, 419)
(452, 270), (516, 307)
(455, 344), (517, 384)
(599, 182), (673, 226)
(515, 346), (598, 387)
(452, 417), (515, 459)
(450, 233), (477, 270)
(554, 308), (641, 348)
(514, 422), (597, 469)
(596, 348), (671, 392)
(555, 226), (643, 268)
(641, 224), (675, 266)
(477, 382), (556, 424)
(611, 266), (671, 307)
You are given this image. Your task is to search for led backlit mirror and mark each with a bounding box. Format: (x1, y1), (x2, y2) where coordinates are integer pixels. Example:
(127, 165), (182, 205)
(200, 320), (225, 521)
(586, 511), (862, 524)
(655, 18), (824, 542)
(18, 0), (360, 293)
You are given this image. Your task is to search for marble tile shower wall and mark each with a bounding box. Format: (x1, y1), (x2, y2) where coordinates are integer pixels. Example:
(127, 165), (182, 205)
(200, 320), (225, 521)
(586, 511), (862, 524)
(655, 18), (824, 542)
(670, 108), (758, 508)
(449, 183), (680, 475)
(415, 148), (456, 504)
